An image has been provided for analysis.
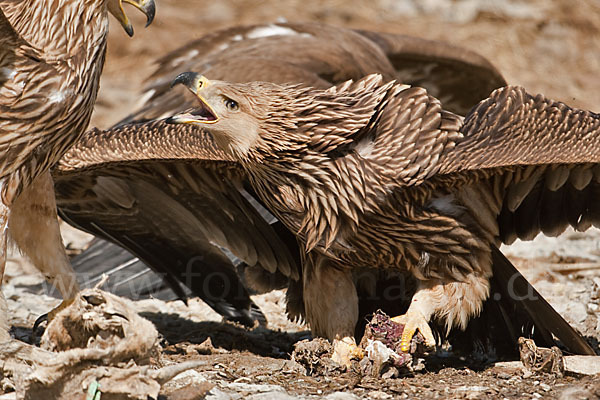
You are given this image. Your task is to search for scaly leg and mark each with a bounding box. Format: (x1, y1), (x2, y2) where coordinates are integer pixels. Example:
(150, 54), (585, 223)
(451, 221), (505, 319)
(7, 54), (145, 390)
(391, 280), (439, 352)
(392, 274), (490, 352)
(9, 172), (79, 322)
(303, 254), (363, 367)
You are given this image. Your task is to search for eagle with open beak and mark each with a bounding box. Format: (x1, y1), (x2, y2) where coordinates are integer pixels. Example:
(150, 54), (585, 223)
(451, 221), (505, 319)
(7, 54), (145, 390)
(167, 72), (598, 365)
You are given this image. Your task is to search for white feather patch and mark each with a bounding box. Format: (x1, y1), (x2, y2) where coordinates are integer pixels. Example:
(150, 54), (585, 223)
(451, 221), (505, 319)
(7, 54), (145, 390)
(427, 194), (462, 216)
(355, 139), (376, 159)
(0, 67), (16, 80)
(47, 89), (73, 103)
(245, 24), (312, 39)
(170, 49), (199, 67)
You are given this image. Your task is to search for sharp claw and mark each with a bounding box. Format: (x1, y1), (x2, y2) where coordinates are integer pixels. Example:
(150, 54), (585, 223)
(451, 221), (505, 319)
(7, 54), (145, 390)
(32, 298), (75, 334)
(32, 313), (48, 333)
(391, 311), (436, 352)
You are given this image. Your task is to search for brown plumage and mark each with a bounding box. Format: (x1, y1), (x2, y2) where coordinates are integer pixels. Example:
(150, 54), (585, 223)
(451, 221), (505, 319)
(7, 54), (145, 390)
(0, 0), (155, 338)
(54, 23), (508, 331)
(122, 22), (504, 122)
(165, 73), (598, 361)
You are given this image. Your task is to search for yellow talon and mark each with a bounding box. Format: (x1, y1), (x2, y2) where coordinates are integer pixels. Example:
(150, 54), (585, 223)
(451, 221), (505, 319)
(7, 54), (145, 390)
(391, 311), (436, 352)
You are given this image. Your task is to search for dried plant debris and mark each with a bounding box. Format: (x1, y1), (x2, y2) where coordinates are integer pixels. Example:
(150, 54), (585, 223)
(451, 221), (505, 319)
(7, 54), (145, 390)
(292, 311), (428, 378)
(358, 310), (427, 377)
(0, 289), (203, 399)
(41, 288), (158, 359)
(292, 338), (343, 376)
(518, 337), (600, 377)
(518, 337), (564, 376)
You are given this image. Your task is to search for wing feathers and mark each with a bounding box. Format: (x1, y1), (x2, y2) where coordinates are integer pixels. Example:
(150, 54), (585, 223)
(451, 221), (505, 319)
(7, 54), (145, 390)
(445, 86), (600, 173)
(422, 86), (600, 245)
(57, 120), (233, 173)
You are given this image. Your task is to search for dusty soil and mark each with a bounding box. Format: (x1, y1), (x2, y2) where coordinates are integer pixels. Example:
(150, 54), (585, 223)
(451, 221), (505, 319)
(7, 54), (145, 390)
(4, 0), (600, 399)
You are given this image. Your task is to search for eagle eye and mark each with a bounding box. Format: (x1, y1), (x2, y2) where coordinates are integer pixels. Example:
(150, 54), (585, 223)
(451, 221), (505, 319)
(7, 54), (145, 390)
(224, 98), (239, 111)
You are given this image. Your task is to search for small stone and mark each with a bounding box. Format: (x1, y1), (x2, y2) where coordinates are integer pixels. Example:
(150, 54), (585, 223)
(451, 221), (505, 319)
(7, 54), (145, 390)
(494, 361), (523, 369)
(522, 370), (534, 379)
(226, 383), (286, 394)
(367, 391), (392, 399)
(565, 302), (588, 324)
(205, 388), (233, 400)
(540, 383), (551, 392)
(563, 355), (600, 376)
(247, 393), (299, 400)
(166, 382), (215, 400)
(325, 393), (359, 400)
(168, 369), (209, 387)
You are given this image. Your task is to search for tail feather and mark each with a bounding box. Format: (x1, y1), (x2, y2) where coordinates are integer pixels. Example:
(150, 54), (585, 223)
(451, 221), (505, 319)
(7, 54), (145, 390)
(70, 239), (184, 301)
(67, 238), (267, 327)
(449, 246), (596, 357)
(489, 247), (595, 355)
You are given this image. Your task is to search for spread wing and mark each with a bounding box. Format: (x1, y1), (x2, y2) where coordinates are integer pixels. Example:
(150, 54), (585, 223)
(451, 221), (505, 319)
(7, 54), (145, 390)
(55, 121), (298, 324)
(421, 85), (600, 245)
(359, 82), (600, 246)
(69, 238), (189, 301)
(122, 22), (504, 124)
(121, 22), (397, 123)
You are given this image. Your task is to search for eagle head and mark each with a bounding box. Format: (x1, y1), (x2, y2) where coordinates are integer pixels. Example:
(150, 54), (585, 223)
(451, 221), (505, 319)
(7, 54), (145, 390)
(166, 72), (387, 164)
(166, 72), (286, 161)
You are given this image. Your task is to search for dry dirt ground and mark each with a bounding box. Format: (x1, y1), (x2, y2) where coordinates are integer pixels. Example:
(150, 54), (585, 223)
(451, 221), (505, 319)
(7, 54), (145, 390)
(3, 0), (600, 399)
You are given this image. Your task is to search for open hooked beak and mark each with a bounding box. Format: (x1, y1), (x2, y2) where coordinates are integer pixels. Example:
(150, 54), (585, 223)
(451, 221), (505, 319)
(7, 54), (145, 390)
(166, 72), (219, 125)
(108, 0), (156, 37)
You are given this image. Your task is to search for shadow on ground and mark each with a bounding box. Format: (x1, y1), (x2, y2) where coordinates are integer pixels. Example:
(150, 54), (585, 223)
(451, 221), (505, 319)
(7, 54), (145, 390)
(140, 311), (311, 358)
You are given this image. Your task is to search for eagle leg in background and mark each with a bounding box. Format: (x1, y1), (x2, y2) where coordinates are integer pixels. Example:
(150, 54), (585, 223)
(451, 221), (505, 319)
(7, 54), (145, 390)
(303, 254), (363, 367)
(8, 172), (80, 325)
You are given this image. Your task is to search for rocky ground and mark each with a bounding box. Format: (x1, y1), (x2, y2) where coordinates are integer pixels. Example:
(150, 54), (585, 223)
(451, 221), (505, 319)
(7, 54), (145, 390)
(3, 0), (600, 398)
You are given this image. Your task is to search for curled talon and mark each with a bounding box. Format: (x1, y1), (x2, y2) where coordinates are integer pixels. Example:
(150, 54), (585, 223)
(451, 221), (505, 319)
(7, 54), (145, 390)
(33, 298), (76, 334)
(32, 313), (48, 334)
(391, 311), (436, 353)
